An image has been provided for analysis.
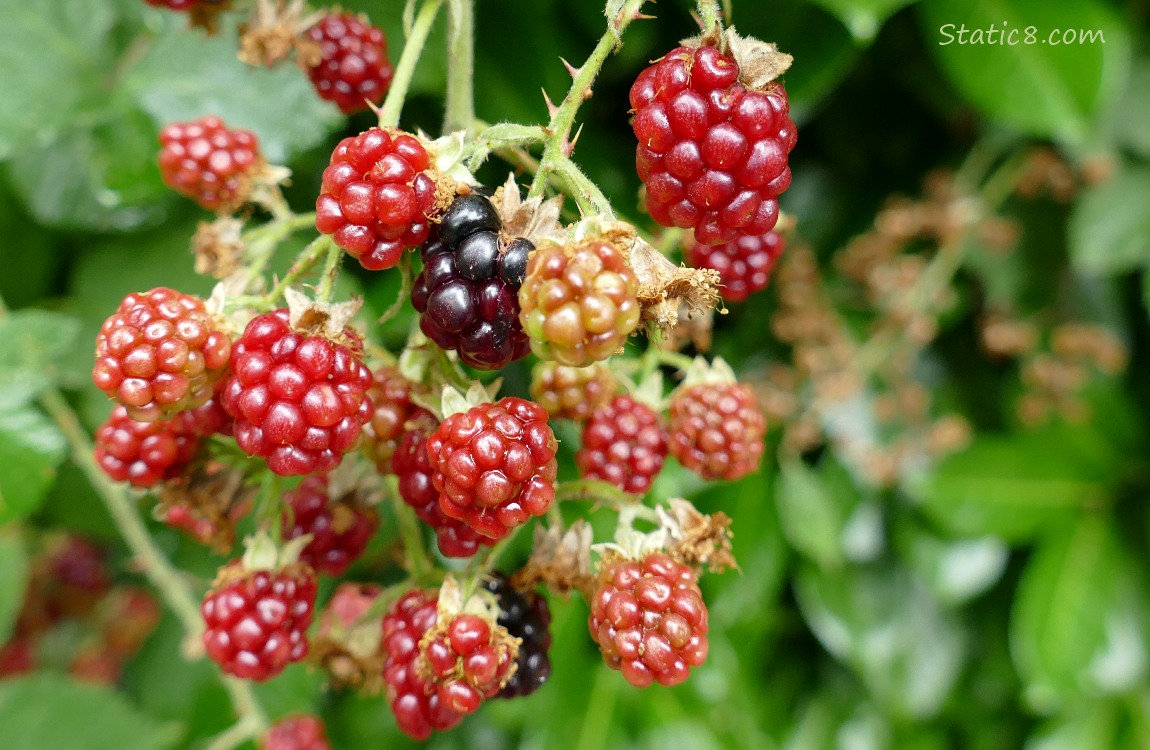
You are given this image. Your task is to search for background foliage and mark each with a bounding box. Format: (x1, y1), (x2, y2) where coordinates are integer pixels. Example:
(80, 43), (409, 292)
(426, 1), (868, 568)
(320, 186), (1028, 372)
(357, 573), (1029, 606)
(1, 0), (1149, 748)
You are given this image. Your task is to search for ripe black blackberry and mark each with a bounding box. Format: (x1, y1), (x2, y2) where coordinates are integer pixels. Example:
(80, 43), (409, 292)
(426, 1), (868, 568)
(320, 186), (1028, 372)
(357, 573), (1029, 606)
(482, 572), (552, 699)
(411, 194), (532, 370)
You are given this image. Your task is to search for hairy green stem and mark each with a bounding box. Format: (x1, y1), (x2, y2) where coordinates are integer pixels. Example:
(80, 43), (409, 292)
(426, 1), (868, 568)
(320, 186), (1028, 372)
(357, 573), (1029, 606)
(443, 0), (475, 132)
(391, 489), (435, 583)
(697, 0), (721, 35)
(527, 0), (650, 209)
(379, 0), (446, 128)
(315, 241), (344, 304)
(555, 478), (636, 507)
(231, 235), (333, 310)
(236, 212), (318, 294)
(377, 253), (413, 327)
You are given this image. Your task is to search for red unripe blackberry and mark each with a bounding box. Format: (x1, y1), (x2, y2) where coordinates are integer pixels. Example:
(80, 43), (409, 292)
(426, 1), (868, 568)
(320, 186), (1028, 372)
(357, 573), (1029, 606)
(412, 194), (532, 370)
(668, 382), (765, 481)
(93, 288), (232, 422)
(0, 638), (36, 677)
(315, 127), (438, 271)
(202, 561), (317, 681)
(482, 573), (552, 699)
(426, 397), (558, 541)
(304, 13), (393, 115)
(365, 367), (433, 474)
(529, 361), (617, 422)
(221, 309), (373, 477)
(519, 240), (640, 366)
(382, 590), (464, 740)
(94, 406), (201, 488)
(394, 421), (495, 558)
(589, 552), (709, 688)
(100, 587), (162, 659)
(631, 44), (796, 245)
(69, 648), (122, 686)
(416, 612), (519, 714)
(576, 395), (668, 495)
(260, 715), (332, 750)
(158, 116), (262, 212)
(685, 229), (786, 302)
(282, 475), (379, 577)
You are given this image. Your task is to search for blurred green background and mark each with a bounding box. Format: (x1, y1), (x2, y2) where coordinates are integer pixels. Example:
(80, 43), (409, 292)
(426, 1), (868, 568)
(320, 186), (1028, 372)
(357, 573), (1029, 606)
(1, 0), (1150, 748)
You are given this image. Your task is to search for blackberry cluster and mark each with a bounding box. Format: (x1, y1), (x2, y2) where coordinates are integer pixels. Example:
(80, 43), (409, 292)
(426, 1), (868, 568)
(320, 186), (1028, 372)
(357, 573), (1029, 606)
(482, 573), (552, 699)
(202, 562), (317, 681)
(412, 194), (532, 370)
(685, 229), (786, 302)
(589, 552), (709, 688)
(426, 397), (558, 541)
(518, 240), (641, 367)
(94, 401), (223, 488)
(158, 116), (262, 212)
(393, 422), (495, 558)
(221, 309), (374, 477)
(92, 288), (232, 422)
(631, 44), (796, 245)
(304, 13), (393, 115)
(315, 127), (438, 271)
(576, 395), (668, 495)
(668, 382), (765, 481)
(282, 475), (379, 577)
(260, 715), (331, 750)
(381, 590), (464, 740)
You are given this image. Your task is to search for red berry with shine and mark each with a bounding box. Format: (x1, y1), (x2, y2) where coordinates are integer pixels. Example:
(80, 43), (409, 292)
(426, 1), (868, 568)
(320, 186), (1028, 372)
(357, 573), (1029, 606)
(631, 44), (796, 245)
(93, 288), (232, 422)
(426, 398), (558, 541)
(382, 590), (465, 740)
(221, 309), (373, 477)
(94, 406), (201, 488)
(416, 612), (519, 715)
(669, 382), (765, 481)
(315, 127), (438, 271)
(304, 13), (393, 115)
(394, 420), (494, 558)
(158, 116), (262, 212)
(576, 395), (668, 495)
(202, 562), (317, 681)
(589, 552), (709, 688)
(282, 475), (379, 576)
(685, 229), (786, 302)
(365, 367), (432, 474)
(260, 715), (332, 750)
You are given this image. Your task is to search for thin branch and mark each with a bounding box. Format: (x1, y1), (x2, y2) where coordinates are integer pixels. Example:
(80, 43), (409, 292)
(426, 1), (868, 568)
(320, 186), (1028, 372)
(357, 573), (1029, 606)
(443, 0), (475, 132)
(378, 0), (446, 128)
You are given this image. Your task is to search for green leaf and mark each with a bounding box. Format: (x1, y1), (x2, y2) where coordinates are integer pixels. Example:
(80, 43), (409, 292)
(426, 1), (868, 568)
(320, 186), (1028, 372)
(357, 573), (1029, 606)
(809, 0), (918, 41)
(0, 0), (118, 158)
(1112, 58), (1150, 159)
(911, 427), (1112, 542)
(776, 458), (847, 568)
(121, 28), (342, 164)
(0, 407), (67, 524)
(0, 674), (181, 750)
(6, 103), (168, 232)
(1011, 514), (1147, 711)
(900, 524), (1008, 606)
(1069, 165), (1150, 275)
(1024, 702), (1120, 750)
(0, 310), (81, 410)
(795, 563), (967, 719)
(0, 532), (28, 643)
(919, 0), (1130, 143)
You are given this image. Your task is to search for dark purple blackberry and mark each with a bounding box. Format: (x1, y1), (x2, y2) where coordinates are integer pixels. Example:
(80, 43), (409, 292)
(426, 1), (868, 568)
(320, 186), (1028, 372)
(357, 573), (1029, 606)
(412, 194), (531, 370)
(482, 572), (552, 699)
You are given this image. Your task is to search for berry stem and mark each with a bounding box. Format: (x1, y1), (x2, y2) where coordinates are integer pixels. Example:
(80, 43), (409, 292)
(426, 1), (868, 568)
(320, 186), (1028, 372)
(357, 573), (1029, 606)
(443, 0), (475, 132)
(527, 0), (651, 208)
(31, 386), (270, 734)
(390, 490), (436, 583)
(315, 239), (344, 304)
(203, 703), (263, 750)
(231, 234), (333, 310)
(465, 122), (548, 171)
(554, 478), (636, 508)
(696, 0), (722, 37)
(377, 252), (413, 327)
(238, 212), (318, 294)
(378, 0), (446, 128)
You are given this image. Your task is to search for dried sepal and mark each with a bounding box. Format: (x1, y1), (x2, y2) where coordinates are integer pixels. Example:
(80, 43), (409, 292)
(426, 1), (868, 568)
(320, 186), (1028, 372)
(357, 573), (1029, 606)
(494, 173), (566, 246)
(311, 583), (386, 693)
(657, 498), (737, 573)
(512, 521), (595, 598)
(283, 286), (364, 345)
(154, 460), (255, 553)
(238, 0), (325, 67)
(680, 26), (793, 90)
(191, 217), (246, 279)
